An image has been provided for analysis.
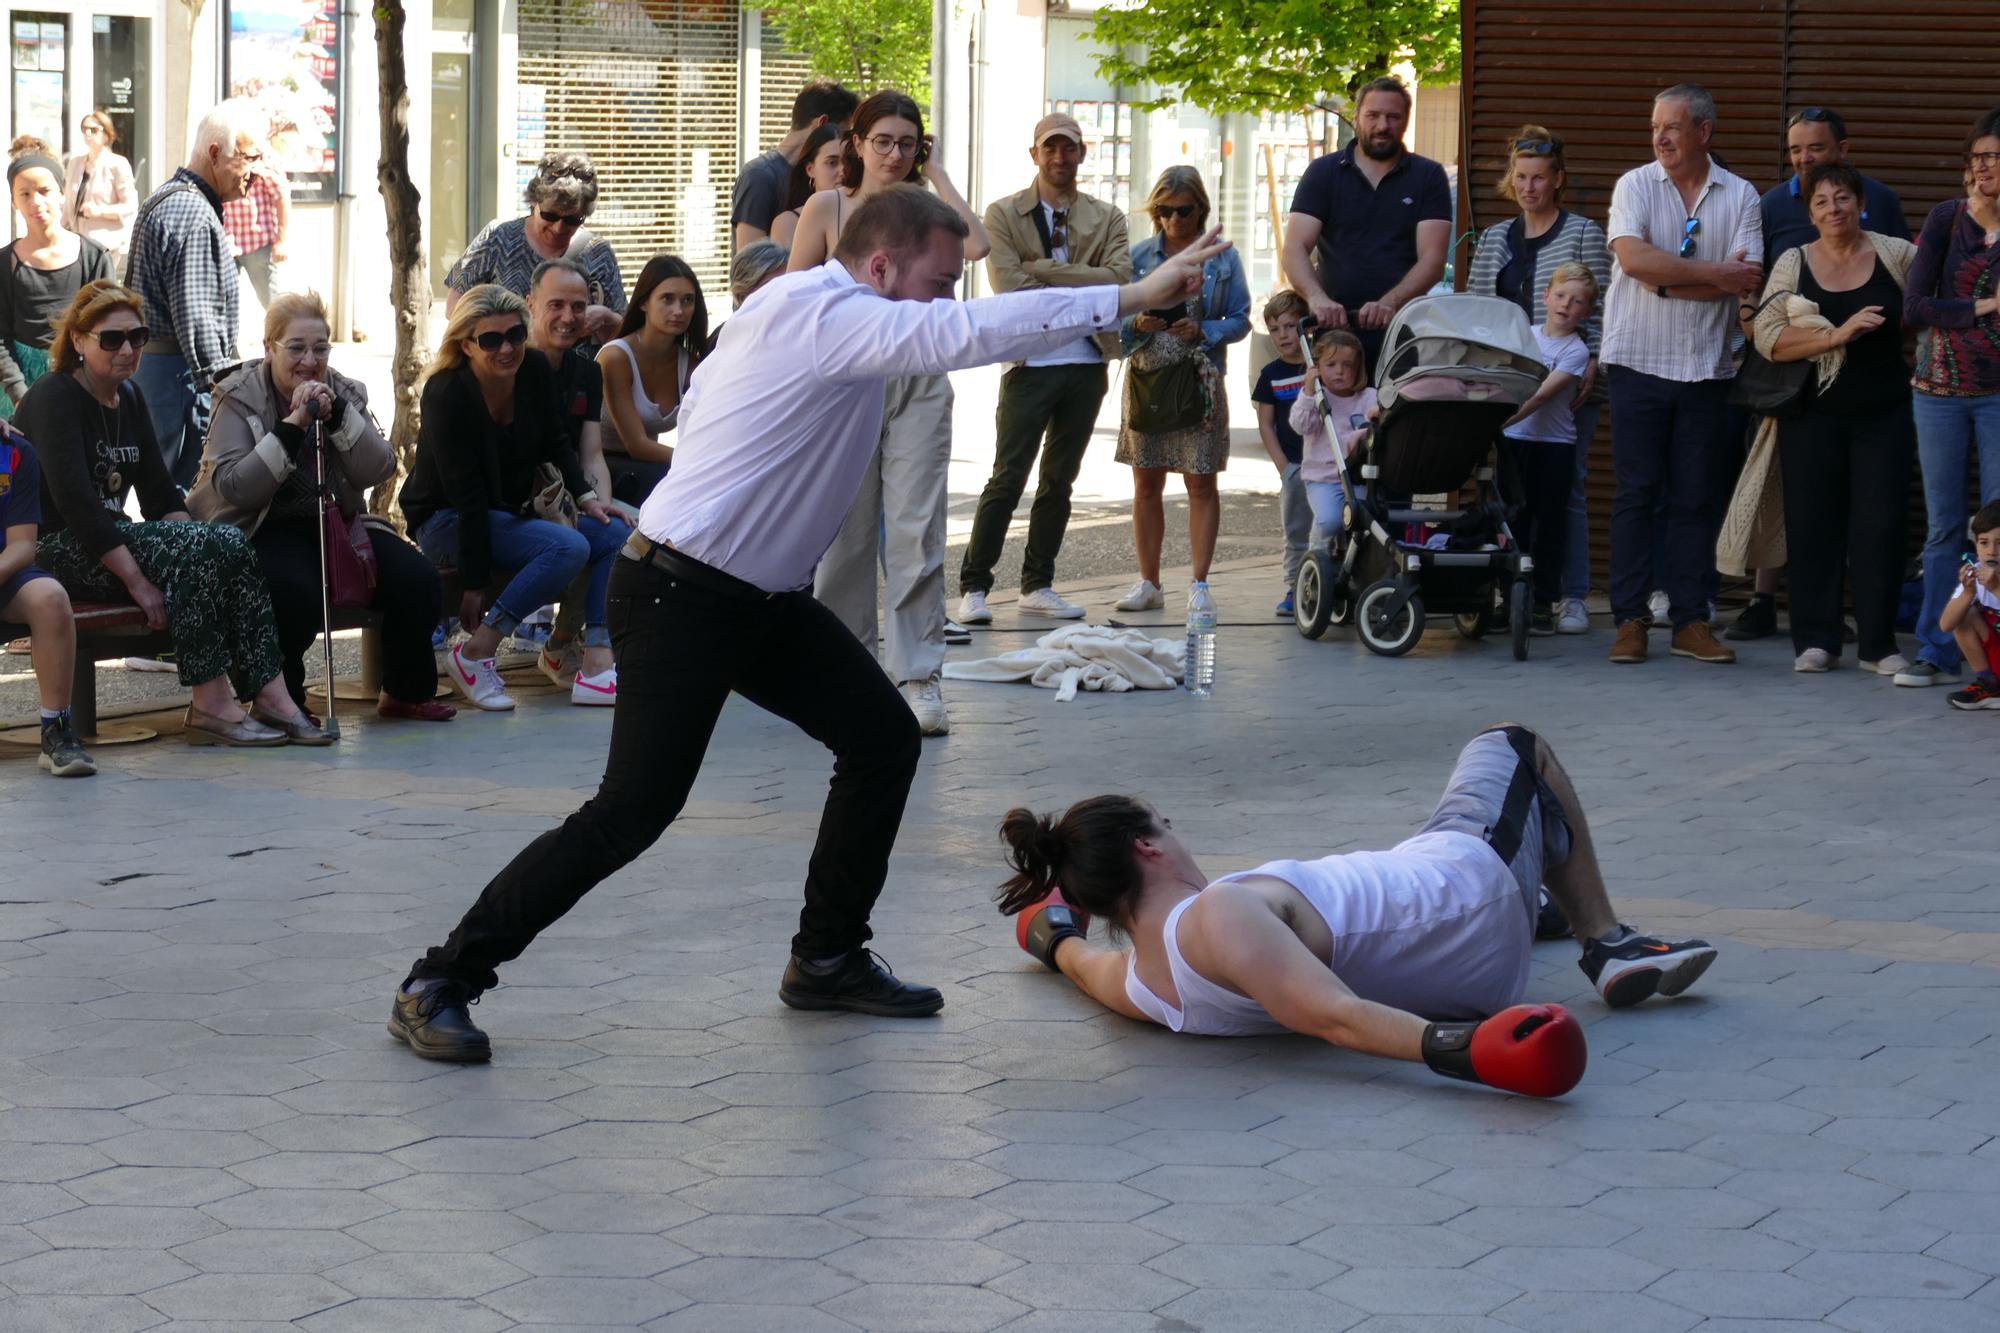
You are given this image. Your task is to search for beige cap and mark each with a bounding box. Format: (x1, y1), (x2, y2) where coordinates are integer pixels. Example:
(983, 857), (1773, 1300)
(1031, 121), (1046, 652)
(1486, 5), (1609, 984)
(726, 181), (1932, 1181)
(1033, 113), (1085, 147)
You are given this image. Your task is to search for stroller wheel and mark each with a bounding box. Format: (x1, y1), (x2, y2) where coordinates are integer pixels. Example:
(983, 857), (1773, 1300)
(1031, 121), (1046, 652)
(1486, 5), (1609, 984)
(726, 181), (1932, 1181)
(1509, 579), (1530, 661)
(1357, 578), (1425, 657)
(1295, 551), (1336, 639)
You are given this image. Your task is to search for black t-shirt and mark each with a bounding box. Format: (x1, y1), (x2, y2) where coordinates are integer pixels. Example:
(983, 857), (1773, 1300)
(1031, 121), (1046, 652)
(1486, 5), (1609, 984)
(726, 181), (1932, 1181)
(1494, 213), (1564, 319)
(1798, 254), (1909, 416)
(1289, 147), (1454, 312)
(552, 346), (604, 456)
(1250, 357), (1310, 465)
(729, 150), (791, 233)
(20, 372), (180, 560)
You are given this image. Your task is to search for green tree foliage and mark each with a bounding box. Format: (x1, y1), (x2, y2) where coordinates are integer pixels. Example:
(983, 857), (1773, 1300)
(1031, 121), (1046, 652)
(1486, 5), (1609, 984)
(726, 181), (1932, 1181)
(1089, 0), (1459, 114)
(763, 0), (934, 104)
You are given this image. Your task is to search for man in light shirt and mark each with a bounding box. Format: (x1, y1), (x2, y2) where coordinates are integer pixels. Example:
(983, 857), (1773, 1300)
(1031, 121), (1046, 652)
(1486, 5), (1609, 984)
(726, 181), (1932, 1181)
(387, 186), (1229, 1062)
(1601, 84), (1764, 668)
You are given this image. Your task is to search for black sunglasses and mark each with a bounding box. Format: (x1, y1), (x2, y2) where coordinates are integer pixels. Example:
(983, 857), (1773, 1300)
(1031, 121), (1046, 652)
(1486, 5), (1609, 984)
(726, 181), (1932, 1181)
(88, 326), (150, 351)
(473, 323), (530, 352)
(1154, 203), (1198, 220)
(1512, 138), (1560, 156)
(537, 210), (585, 230)
(1788, 107), (1836, 127)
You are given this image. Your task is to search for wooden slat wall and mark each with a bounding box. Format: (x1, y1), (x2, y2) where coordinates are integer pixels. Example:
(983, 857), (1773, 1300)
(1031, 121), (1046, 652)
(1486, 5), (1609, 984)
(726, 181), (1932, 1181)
(1460, 0), (2000, 591)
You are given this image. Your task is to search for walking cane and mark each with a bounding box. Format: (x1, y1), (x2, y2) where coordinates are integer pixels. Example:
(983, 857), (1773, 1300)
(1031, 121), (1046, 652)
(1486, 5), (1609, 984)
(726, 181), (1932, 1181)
(312, 408), (342, 742)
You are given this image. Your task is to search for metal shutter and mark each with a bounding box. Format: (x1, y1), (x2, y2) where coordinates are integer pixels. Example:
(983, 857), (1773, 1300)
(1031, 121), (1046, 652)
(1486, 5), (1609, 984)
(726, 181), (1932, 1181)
(516, 0), (741, 298)
(757, 17), (814, 154)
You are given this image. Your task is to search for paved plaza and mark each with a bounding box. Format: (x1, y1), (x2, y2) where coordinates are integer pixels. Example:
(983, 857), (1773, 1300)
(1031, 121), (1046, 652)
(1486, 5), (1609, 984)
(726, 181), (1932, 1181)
(2, 552), (1998, 1332)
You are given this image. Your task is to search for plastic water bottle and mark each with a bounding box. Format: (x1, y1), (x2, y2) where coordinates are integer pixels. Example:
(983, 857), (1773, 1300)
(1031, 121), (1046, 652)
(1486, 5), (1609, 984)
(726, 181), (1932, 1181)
(1185, 600), (1216, 698)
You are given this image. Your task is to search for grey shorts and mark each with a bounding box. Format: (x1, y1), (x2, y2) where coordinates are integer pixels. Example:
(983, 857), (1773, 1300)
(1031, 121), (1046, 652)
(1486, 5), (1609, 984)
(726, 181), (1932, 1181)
(1419, 725), (1574, 918)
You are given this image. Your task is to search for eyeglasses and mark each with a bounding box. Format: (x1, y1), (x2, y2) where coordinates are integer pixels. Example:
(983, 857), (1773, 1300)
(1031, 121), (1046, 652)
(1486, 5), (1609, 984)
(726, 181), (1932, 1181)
(1154, 203), (1198, 220)
(1970, 151), (2000, 168)
(87, 326), (149, 351)
(1512, 138), (1560, 156)
(1678, 216), (1701, 258)
(82, 123), (107, 137)
(280, 340), (332, 359)
(865, 134), (920, 159)
(228, 147), (264, 166)
(473, 324), (530, 352)
(537, 210), (585, 231)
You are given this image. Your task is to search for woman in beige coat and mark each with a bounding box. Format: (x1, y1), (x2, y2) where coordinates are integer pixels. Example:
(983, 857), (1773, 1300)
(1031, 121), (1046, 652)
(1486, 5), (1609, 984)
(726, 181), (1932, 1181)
(1749, 162), (1919, 676)
(189, 292), (454, 721)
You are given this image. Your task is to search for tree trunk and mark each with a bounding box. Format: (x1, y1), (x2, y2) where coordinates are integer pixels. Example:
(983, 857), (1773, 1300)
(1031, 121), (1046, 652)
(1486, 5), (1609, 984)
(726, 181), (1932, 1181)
(370, 0), (430, 522)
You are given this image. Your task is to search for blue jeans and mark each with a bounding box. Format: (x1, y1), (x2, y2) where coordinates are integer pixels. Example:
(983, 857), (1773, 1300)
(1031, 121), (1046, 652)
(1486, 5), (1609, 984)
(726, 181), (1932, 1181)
(131, 351), (204, 489)
(1564, 400), (1601, 600)
(1305, 479), (1346, 550)
(417, 509), (632, 647)
(1911, 391), (2000, 669)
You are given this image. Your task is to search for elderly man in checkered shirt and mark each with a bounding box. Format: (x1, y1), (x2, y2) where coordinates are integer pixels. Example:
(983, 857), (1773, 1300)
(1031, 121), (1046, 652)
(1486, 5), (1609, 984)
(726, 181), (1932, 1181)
(125, 98), (268, 489)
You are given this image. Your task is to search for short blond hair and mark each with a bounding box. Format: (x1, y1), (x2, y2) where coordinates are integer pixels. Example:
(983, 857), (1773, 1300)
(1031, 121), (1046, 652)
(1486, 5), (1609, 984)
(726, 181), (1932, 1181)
(50, 280), (148, 373)
(264, 290), (330, 347)
(1546, 260), (1599, 306)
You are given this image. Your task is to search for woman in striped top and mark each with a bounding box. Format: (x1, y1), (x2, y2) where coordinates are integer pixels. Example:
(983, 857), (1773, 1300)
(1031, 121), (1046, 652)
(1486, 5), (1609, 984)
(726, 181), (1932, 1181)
(1467, 128), (1613, 635)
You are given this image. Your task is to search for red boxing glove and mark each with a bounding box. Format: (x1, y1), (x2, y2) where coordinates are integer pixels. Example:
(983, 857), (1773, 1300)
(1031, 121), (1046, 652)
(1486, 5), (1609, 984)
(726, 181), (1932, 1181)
(1422, 1003), (1586, 1099)
(1015, 888), (1090, 971)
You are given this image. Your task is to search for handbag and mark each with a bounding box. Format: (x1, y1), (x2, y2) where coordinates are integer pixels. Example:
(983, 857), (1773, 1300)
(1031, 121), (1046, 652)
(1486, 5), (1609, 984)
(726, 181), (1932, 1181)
(1728, 290), (1811, 420)
(323, 500), (378, 610)
(1127, 358), (1207, 434)
(527, 461), (578, 528)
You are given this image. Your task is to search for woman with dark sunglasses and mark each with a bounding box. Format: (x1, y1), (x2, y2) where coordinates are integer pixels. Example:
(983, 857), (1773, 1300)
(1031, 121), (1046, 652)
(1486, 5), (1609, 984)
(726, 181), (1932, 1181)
(400, 284), (632, 711)
(444, 150), (626, 344)
(21, 280), (325, 745)
(1466, 127), (1613, 636)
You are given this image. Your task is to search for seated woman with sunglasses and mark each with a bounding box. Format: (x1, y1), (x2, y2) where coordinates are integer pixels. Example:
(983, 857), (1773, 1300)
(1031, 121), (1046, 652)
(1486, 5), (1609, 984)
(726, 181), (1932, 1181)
(21, 280), (326, 745)
(1466, 128), (1612, 636)
(189, 291), (455, 723)
(444, 150), (625, 345)
(400, 284), (631, 711)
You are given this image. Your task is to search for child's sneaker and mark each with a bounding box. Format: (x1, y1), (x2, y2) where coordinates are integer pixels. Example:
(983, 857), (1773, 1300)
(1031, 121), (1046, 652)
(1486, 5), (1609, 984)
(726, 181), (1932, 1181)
(1947, 676), (2000, 711)
(1275, 589), (1295, 619)
(1580, 926), (1717, 1007)
(38, 712), (95, 778)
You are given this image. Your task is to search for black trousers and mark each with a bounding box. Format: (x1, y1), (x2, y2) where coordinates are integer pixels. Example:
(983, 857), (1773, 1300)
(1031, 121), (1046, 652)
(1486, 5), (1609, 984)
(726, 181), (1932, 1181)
(252, 518), (443, 706)
(958, 363), (1108, 596)
(1497, 439), (1575, 609)
(409, 550), (922, 993)
(607, 454), (670, 509)
(1778, 402), (1913, 659)
(1608, 367), (1732, 628)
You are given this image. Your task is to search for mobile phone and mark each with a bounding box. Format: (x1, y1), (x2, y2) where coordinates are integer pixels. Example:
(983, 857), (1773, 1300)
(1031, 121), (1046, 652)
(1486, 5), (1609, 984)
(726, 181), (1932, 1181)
(1144, 306), (1186, 323)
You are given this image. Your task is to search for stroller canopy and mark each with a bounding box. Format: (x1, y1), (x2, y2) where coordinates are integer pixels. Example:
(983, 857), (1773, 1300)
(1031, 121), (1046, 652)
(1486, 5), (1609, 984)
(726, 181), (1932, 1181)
(1376, 293), (1549, 412)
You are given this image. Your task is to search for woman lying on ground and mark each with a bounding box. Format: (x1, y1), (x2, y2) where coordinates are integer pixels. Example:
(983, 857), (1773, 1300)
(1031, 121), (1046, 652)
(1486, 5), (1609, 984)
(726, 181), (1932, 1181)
(999, 724), (1718, 1098)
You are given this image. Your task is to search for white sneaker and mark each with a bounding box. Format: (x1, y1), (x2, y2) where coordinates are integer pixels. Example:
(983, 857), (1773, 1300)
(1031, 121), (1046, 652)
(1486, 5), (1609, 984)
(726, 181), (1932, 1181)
(1555, 598), (1590, 635)
(123, 655), (176, 672)
(1114, 579), (1164, 612)
(1859, 653), (1910, 676)
(571, 665), (617, 706)
(955, 591), (992, 624)
(1647, 590), (1670, 625)
(538, 641), (582, 687)
(1793, 648), (1834, 673)
(944, 619), (972, 646)
(1018, 587), (1085, 619)
(901, 676), (948, 736)
(1187, 581), (1215, 617)
(447, 643), (516, 711)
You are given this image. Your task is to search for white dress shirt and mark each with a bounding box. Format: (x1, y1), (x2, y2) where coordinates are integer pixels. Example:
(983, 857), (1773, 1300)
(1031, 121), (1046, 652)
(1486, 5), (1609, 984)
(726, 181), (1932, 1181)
(1602, 157), (1763, 383)
(638, 260), (1119, 592)
(1025, 198), (1104, 369)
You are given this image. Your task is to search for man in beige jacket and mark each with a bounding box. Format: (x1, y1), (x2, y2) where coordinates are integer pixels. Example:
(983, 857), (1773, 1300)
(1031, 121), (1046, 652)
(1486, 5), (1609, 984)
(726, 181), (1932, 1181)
(956, 114), (1131, 623)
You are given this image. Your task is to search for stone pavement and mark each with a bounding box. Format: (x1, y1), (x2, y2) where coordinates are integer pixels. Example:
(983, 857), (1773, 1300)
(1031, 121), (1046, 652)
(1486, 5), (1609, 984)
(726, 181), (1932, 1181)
(1, 554), (1997, 1332)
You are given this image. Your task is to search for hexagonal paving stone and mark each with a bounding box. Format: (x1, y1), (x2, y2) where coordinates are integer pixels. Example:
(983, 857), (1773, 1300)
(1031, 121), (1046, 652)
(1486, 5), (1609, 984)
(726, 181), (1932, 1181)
(1320, 1266), (1522, 1316)
(322, 1250), (533, 1299)
(664, 1213), (860, 1259)
(986, 1220), (1178, 1266)
(1151, 1286), (1367, 1333)
(480, 1275), (688, 1324)
(29, 1204), (221, 1250)
(143, 1272), (350, 1322)
(1147, 1241), (1348, 1289)
(656, 1255), (860, 1306)
(171, 1227), (373, 1274)
(817, 1281), (1027, 1332)
(496, 1230), (697, 1278)
(0, 1246), (196, 1295)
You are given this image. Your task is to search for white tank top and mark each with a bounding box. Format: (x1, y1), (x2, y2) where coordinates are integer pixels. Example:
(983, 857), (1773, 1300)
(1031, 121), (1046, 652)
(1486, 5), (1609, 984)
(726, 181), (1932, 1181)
(602, 338), (689, 445)
(1122, 830), (1529, 1036)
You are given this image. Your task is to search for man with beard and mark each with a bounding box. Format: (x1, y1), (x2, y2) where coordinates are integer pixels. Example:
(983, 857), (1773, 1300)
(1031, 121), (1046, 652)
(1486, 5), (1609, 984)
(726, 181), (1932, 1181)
(1281, 76), (1452, 374)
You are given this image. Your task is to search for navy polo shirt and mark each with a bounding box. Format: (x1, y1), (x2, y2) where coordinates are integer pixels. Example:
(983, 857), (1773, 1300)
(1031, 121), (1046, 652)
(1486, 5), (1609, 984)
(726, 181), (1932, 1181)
(1760, 171), (1909, 258)
(1289, 146), (1453, 311)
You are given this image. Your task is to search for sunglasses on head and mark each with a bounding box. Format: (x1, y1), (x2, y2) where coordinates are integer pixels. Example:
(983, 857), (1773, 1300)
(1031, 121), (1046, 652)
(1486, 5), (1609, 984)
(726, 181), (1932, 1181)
(1678, 216), (1701, 258)
(88, 326), (149, 352)
(473, 324), (529, 352)
(1154, 203), (1198, 220)
(1788, 107), (1836, 128)
(537, 210), (585, 230)
(1512, 138), (1560, 156)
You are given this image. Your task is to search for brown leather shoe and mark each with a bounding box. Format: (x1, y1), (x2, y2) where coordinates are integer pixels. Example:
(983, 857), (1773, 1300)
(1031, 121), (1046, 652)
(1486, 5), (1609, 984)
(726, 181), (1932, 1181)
(1608, 620), (1648, 664)
(1670, 620), (1737, 664)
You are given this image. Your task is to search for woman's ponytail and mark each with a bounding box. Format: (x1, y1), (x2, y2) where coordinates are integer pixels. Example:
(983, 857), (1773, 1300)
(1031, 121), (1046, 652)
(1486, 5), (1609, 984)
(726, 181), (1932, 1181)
(993, 795), (1158, 927)
(996, 807), (1061, 917)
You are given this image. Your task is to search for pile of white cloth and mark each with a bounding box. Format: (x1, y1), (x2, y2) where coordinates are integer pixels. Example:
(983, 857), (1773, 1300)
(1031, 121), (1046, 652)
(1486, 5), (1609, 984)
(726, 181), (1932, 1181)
(942, 624), (1184, 702)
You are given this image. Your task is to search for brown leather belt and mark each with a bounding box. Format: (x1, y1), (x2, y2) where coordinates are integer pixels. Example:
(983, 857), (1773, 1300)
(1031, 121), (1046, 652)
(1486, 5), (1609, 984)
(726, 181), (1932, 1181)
(620, 531), (777, 601)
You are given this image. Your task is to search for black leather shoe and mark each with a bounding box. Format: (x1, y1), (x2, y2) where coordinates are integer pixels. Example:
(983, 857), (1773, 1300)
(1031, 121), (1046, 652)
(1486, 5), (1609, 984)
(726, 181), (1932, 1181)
(1724, 595), (1776, 641)
(779, 950), (943, 1018)
(387, 980), (492, 1061)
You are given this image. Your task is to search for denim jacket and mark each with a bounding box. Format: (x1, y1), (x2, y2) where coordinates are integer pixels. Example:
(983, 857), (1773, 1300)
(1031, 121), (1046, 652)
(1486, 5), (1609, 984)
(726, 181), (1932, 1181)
(1119, 232), (1251, 371)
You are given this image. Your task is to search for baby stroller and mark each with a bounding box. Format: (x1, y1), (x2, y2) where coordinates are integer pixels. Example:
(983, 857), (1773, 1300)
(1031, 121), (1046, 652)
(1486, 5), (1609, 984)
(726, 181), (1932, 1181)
(1293, 293), (1548, 657)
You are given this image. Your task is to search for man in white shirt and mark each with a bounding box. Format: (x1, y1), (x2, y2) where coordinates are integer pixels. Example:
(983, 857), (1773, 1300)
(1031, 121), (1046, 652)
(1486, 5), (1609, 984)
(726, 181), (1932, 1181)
(1601, 83), (1765, 668)
(387, 186), (1230, 1062)
(957, 113), (1131, 625)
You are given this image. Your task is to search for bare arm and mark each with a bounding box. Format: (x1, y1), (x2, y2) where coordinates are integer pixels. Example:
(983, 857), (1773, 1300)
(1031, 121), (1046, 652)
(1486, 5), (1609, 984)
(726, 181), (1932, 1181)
(1051, 938), (1148, 1022)
(733, 221), (771, 251)
(769, 209), (799, 249)
(0, 522), (35, 584)
(785, 192), (835, 272)
(1378, 218), (1450, 310)
(576, 420), (614, 501)
(1281, 212), (1338, 321)
(1609, 236), (1759, 299)
(1502, 370), (1579, 427)
(1254, 402), (1289, 470)
(1182, 887), (1428, 1061)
